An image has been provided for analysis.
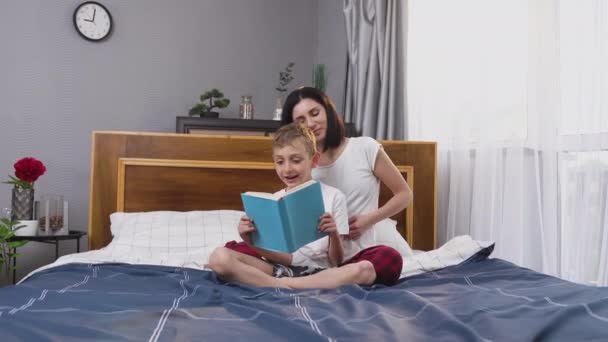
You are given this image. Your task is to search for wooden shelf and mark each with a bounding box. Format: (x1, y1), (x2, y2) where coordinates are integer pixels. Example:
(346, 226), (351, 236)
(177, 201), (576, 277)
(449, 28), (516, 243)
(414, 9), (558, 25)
(176, 116), (358, 137)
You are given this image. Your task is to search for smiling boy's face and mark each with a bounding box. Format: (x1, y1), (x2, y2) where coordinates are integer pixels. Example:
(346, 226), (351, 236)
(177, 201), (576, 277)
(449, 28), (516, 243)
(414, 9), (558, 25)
(272, 139), (319, 190)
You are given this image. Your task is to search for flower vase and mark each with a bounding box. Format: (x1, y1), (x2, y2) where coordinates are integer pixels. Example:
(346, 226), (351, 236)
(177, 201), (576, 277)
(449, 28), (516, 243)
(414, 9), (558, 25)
(273, 95), (284, 121)
(11, 188), (34, 220)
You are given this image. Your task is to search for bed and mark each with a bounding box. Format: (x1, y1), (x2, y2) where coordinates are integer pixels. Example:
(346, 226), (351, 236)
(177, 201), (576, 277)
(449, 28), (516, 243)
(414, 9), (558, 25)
(1, 131), (607, 341)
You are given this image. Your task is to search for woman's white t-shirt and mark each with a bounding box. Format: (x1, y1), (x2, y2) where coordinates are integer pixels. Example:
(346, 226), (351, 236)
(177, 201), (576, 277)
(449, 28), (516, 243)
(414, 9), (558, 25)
(312, 137), (380, 252)
(312, 136), (414, 259)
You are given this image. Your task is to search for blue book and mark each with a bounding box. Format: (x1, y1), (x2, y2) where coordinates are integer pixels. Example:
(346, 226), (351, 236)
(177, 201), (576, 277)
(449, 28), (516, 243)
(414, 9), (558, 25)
(241, 180), (326, 253)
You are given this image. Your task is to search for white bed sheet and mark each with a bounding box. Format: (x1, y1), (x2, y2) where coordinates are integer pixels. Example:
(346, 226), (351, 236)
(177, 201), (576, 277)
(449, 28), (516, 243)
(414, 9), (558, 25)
(21, 235), (492, 283)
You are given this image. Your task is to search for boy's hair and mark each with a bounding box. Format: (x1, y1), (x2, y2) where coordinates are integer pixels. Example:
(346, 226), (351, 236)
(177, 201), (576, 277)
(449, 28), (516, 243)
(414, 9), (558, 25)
(272, 123), (317, 157)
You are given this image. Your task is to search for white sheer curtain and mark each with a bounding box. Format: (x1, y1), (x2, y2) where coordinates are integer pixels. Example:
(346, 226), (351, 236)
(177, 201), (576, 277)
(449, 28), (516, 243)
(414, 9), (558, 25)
(558, 0), (608, 286)
(407, 0), (608, 285)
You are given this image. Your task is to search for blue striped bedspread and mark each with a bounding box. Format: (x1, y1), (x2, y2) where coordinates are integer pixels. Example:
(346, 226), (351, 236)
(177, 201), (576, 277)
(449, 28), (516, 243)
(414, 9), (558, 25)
(0, 249), (607, 341)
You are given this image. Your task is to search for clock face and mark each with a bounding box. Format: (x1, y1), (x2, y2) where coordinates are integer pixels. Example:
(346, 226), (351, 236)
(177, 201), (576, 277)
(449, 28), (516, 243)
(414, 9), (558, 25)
(73, 2), (113, 42)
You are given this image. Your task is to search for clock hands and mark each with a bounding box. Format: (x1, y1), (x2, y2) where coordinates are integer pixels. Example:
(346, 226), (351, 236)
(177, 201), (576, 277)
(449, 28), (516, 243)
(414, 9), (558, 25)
(83, 8), (97, 24)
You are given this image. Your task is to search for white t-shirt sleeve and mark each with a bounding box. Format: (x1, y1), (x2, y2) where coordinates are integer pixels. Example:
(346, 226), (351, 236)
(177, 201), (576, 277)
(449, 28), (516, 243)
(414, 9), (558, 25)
(361, 137), (383, 172)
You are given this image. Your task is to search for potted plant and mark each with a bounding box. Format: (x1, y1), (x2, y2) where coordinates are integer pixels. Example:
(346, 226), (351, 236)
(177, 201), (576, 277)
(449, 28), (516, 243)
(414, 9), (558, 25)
(312, 64), (327, 93)
(0, 217), (28, 278)
(3, 157), (46, 222)
(273, 62), (295, 120)
(189, 89), (230, 118)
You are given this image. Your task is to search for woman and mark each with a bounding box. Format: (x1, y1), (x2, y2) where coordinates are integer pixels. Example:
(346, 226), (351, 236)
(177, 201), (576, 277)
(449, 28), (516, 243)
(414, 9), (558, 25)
(281, 87), (414, 284)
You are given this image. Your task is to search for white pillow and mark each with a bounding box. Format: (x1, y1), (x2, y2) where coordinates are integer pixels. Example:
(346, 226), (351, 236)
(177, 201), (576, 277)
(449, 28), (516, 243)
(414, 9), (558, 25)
(373, 218), (414, 259)
(109, 210), (243, 254)
(20, 211), (246, 273)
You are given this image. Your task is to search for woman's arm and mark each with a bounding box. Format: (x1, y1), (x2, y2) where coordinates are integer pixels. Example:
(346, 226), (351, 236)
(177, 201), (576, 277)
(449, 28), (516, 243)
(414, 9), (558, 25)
(372, 148), (413, 222)
(348, 148), (413, 239)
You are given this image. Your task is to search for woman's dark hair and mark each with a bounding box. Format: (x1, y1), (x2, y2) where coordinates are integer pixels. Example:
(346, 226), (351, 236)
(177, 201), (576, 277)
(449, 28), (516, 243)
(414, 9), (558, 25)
(280, 87), (345, 152)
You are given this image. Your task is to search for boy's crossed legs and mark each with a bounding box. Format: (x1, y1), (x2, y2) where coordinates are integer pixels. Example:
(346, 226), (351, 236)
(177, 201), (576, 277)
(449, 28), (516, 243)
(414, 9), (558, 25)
(209, 242), (402, 289)
(208, 247), (281, 288)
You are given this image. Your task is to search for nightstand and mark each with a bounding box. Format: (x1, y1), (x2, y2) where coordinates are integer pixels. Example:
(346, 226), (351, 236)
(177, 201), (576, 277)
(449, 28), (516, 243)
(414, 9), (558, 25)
(8, 230), (87, 284)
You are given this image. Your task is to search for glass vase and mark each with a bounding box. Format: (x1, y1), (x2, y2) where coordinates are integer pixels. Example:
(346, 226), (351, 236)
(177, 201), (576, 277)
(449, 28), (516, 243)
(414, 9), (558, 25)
(273, 95), (284, 121)
(36, 195), (67, 235)
(239, 95), (254, 120)
(11, 188), (34, 220)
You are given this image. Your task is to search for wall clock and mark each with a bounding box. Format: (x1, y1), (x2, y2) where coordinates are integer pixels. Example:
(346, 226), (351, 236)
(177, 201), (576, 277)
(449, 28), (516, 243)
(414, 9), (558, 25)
(73, 1), (113, 42)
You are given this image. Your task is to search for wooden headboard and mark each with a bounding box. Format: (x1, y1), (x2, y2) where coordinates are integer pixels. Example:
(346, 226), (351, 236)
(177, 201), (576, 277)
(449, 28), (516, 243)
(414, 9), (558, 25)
(88, 131), (437, 251)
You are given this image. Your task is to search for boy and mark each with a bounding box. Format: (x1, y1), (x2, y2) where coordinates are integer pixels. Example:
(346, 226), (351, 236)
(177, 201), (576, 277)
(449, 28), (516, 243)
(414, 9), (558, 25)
(208, 123), (377, 289)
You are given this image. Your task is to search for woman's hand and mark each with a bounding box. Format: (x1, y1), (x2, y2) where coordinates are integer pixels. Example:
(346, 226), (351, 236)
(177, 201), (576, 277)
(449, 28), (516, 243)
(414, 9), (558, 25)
(318, 212), (339, 237)
(347, 214), (371, 240)
(238, 215), (255, 245)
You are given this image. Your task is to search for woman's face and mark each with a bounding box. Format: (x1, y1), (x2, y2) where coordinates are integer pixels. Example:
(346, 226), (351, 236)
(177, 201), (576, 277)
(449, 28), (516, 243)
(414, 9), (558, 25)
(292, 98), (328, 145)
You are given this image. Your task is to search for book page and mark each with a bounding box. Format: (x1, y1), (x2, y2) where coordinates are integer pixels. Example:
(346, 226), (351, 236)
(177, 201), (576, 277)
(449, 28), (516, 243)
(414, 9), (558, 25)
(242, 191), (280, 200)
(284, 179), (317, 195)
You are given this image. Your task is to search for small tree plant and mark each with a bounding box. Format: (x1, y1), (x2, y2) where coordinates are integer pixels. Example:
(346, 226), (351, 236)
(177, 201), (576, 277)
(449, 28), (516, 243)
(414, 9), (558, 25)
(312, 64), (327, 93)
(273, 62), (296, 120)
(276, 62), (295, 94)
(189, 88), (230, 117)
(0, 218), (28, 277)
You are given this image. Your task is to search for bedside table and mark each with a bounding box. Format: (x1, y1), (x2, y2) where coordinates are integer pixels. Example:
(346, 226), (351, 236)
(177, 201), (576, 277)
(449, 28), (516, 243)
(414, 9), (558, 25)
(8, 230), (87, 284)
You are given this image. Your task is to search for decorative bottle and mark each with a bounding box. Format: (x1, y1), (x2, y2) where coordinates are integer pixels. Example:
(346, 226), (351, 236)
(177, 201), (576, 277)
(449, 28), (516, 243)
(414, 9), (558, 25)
(239, 95), (254, 120)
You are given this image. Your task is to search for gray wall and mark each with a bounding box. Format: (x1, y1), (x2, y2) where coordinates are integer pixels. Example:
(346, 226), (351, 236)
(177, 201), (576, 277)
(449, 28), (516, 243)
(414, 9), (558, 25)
(316, 0), (348, 115)
(0, 0), (347, 285)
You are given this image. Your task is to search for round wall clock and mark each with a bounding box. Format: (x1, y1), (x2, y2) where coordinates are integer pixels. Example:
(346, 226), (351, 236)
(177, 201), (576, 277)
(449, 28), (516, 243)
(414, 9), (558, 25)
(73, 1), (113, 42)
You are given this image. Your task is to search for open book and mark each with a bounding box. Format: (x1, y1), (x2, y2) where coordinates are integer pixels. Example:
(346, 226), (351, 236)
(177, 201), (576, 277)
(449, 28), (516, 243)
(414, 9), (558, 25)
(241, 180), (326, 253)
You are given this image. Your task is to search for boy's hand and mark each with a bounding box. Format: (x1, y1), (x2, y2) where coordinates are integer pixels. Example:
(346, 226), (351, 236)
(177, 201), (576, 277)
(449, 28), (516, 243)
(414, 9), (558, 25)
(347, 214), (371, 240)
(238, 215), (255, 245)
(318, 212), (338, 237)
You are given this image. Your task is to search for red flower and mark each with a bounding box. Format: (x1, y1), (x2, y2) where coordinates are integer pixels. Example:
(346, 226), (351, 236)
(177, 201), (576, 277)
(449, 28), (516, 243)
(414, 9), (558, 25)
(3, 157), (46, 189)
(14, 157), (46, 183)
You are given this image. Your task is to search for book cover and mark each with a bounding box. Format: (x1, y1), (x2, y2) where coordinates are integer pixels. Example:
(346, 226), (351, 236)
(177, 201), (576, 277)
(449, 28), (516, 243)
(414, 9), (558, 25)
(241, 180), (326, 253)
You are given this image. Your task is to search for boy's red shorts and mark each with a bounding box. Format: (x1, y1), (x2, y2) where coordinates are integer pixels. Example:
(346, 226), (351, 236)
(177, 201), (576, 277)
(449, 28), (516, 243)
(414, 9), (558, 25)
(223, 241), (403, 286)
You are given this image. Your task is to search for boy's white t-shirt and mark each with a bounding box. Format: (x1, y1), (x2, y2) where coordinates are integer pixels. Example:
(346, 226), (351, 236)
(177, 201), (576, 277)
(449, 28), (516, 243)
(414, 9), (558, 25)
(274, 183), (351, 269)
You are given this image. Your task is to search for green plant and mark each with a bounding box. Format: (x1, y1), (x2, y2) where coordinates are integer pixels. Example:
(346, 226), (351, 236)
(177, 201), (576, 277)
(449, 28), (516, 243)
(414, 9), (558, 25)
(312, 64), (327, 93)
(0, 218), (27, 276)
(276, 62), (295, 94)
(189, 88), (230, 116)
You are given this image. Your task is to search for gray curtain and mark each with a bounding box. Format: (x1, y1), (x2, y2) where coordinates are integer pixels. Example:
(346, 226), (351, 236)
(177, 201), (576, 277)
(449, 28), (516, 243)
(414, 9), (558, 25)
(343, 0), (407, 140)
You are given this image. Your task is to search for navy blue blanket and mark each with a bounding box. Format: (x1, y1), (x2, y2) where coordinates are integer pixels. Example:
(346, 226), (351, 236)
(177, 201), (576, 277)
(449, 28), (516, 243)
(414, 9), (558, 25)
(1, 253), (607, 341)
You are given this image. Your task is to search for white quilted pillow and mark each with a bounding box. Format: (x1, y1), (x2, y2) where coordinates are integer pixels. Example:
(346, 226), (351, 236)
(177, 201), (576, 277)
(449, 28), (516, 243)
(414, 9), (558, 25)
(109, 210), (243, 254)
(19, 211), (245, 274)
